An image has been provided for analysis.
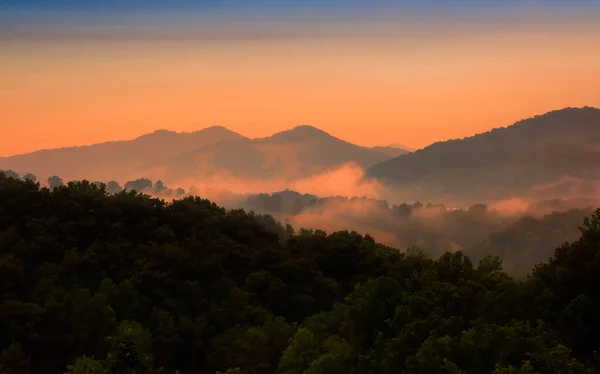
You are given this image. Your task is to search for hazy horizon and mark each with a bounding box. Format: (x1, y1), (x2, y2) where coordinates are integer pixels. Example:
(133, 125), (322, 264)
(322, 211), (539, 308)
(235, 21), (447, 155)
(2, 0), (600, 156)
(0, 123), (415, 157)
(1, 106), (597, 158)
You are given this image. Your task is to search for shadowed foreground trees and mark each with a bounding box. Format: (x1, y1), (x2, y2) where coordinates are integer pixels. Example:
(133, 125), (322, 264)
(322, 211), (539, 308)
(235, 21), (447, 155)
(1, 171), (600, 373)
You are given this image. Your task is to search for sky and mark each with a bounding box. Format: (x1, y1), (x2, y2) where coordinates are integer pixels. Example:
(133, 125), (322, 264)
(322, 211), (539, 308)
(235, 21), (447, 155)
(2, 0), (600, 157)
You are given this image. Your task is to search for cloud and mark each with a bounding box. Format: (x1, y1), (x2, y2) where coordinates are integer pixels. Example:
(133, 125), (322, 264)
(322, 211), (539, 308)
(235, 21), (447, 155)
(487, 197), (530, 215)
(170, 162), (386, 203)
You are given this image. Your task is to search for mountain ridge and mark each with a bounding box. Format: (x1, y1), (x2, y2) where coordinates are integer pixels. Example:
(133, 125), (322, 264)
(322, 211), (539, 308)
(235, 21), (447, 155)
(0, 125), (248, 182)
(1, 124), (409, 159)
(155, 124), (398, 181)
(0, 123), (405, 183)
(0, 125), (247, 159)
(366, 106), (600, 203)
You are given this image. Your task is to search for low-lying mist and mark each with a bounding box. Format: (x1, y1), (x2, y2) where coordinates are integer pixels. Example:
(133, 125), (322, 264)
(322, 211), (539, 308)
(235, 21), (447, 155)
(240, 191), (595, 278)
(168, 164), (597, 279)
(172, 162), (385, 203)
(6, 162), (600, 278)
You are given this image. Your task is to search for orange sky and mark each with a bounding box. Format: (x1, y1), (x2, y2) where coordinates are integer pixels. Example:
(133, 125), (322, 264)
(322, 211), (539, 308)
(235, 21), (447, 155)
(2, 17), (600, 157)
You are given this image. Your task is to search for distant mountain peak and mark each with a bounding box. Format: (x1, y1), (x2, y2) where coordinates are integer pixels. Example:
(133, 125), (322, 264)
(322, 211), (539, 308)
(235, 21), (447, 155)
(151, 129), (172, 135)
(290, 124), (328, 133)
(265, 125), (333, 143)
(135, 126), (241, 141)
(199, 125), (235, 133)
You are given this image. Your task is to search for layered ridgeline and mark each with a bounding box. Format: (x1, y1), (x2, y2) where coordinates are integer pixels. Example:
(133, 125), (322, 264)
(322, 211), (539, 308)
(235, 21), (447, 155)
(0, 126), (245, 184)
(0, 125), (405, 183)
(366, 107), (600, 203)
(2, 173), (600, 373)
(2, 169), (592, 277)
(238, 190), (596, 277)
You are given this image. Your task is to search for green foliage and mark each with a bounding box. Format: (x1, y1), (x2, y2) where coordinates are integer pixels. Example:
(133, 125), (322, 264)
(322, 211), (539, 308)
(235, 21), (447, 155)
(208, 317), (294, 374)
(216, 368), (244, 374)
(65, 355), (108, 374)
(0, 343), (29, 374)
(105, 321), (154, 373)
(277, 328), (321, 374)
(2, 176), (600, 373)
(0, 177), (403, 373)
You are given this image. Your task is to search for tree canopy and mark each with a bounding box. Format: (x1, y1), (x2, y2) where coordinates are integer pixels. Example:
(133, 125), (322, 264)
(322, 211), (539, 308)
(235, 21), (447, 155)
(1, 171), (600, 373)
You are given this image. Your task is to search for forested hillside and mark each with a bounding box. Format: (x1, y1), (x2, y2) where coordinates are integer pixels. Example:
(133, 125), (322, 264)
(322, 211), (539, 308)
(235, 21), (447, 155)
(239, 190), (593, 276)
(1, 172), (600, 373)
(366, 107), (600, 203)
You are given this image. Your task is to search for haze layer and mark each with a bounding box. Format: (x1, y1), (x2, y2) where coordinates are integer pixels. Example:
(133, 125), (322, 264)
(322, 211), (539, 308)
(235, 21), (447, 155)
(2, 0), (600, 156)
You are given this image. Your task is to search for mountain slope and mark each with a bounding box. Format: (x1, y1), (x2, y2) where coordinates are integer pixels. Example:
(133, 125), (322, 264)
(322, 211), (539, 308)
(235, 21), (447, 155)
(157, 125), (395, 180)
(0, 124), (396, 184)
(0, 126), (247, 182)
(256, 125), (393, 170)
(366, 106), (600, 203)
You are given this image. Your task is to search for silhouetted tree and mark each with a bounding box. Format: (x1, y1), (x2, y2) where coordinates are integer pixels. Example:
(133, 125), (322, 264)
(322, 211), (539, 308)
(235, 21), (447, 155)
(47, 175), (64, 189)
(106, 181), (123, 194)
(124, 178), (153, 193)
(1, 170), (20, 180)
(0, 343), (30, 374)
(154, 180), (167, 194)
(0, 177), (599, 373)
(23, 173), (37, 183)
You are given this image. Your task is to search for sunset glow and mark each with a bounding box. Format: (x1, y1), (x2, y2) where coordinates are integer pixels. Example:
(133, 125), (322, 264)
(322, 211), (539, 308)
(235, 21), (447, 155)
(2, 1), (600, 156)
